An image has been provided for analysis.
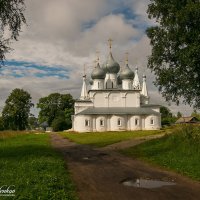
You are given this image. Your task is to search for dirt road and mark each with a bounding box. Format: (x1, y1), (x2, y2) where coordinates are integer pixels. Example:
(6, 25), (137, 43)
(51, 133), (200, 200)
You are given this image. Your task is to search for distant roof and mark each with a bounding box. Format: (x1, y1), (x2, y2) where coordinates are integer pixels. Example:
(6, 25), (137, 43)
(77, 107), (160, 116)
(40, 121), (49, 127)
(175, 116), (199, 123)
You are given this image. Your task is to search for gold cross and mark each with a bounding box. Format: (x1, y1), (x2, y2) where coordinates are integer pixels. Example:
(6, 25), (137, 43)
(108, 38), (113, 51)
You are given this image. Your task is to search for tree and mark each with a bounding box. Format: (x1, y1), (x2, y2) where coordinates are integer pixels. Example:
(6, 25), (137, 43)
(160, 106), (176, 125)
(51, 117), (69, 132)
(2, 88), (33, 130)
(177, 111), (182, 118)
(147, 0), (200, 108)
(160, 106), (172, 119)
(28, 114), (38, 130)
(37, 93), (74, 128)
(0, 0), (26, 65)
(0, 117), (4, 131)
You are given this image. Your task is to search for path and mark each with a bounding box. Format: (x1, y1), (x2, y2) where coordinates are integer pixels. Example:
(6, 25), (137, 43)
(51, 133), (200, 200)
(100, 133), (166, 151)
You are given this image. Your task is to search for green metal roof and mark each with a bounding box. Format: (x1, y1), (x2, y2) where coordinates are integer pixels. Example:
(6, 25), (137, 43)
(77, 107), (160, 115)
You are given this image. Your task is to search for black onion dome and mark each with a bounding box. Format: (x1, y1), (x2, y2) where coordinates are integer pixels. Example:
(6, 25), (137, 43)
(120, 64), (134, 80)
(91, 63), (106, 79)
(102, 52), (120, 73)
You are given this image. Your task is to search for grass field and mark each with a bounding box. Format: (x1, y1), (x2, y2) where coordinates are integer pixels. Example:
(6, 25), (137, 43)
(60, 130), (163, 147)
(0, 132), (77, 200)
(120, 125), (200, 181)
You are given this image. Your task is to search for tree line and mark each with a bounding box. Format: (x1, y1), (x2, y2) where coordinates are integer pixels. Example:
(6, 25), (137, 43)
(0, 88), (199, 131)
(0, 88), (74, 131)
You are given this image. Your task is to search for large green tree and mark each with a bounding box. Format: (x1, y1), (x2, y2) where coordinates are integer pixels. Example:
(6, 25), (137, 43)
(0, 0), (26, 65)
(37, 93), (74, 129)
(147, 0), (200, 108)
(2, 88), (33, 130)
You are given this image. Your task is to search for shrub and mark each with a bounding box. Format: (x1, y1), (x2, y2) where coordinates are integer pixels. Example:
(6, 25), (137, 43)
(51, 117), (69, 132)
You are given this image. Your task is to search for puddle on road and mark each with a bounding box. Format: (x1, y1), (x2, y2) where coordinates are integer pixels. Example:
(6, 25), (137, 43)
(121, 178), (176, 189)
(83, 157), (89, 160)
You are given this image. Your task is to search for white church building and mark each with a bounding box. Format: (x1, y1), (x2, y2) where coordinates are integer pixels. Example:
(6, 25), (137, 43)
(72, 42), (161, 132)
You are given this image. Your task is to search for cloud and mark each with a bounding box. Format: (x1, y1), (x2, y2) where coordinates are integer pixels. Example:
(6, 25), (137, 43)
(1, 61), (70, 79)
(0, 0), (194, 117)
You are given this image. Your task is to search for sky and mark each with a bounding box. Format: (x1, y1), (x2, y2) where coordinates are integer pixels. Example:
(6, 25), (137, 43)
(0, 0), (194, 116)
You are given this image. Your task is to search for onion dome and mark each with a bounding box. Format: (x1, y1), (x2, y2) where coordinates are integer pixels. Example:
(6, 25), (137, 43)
(102, 52), (120, 74)
(91, 62), (106, 79)
(89, 79), (93, 85)
(120, 63), (134, 80)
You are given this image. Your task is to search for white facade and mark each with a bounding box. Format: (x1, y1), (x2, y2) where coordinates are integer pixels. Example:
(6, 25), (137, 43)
(72, 47), (161, 132)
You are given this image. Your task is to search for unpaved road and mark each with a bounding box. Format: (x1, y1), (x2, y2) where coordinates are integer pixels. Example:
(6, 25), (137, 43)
(51, 133), (200, 200)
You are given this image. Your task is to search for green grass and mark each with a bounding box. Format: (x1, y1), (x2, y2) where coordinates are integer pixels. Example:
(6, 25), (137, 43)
(120, 125), (200, 181)
(0, 133), (77, 200)
(60, 130), (163, 147)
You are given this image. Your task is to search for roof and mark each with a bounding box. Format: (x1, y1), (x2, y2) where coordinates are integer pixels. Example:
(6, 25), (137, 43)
(175, 116), (199, 123)
(91, 62), (106, 79)
(76, 107), (160, 116)
(88, 89), (141, 92)
(75, 99), (92, 103)
(141, 104), (161, 108)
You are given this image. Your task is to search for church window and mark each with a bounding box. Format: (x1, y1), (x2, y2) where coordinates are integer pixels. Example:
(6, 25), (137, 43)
(150, 118), (154, 125)
(100, 119), (104, 126)
(85, 119), (90, 127)
(135, 118), (139, 126)
(117, 118), (121, 126)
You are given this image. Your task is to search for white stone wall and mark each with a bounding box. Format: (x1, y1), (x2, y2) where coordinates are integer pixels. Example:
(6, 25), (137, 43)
(75, 101), (93, 114)
(110, 115), (126, 131)
(125, 93), (140, 107)
(92, 79), (104, 90)
(95, 116), (107, 132)
(73, 114), (161, 132)
(130, 115), (142, 130)
(91, 91), (141, 108)
(104, 74), (118, 88)
(73, 115), (93, 132)
(122, 79), (132, 90)
(144, 115), (161, 130)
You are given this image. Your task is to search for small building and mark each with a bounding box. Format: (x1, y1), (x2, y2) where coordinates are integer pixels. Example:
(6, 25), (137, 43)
(72, 41), (161, 132)
(175, 117), (199, 124)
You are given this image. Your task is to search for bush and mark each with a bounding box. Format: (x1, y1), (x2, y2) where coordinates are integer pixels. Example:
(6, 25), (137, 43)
(51, 117), (69, 132)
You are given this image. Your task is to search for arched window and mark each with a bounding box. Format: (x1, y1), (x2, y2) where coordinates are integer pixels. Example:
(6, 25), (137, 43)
(150, 118), (154, 125)
(98, 82), (100, 89)
(85, 119), (90, 127)
(111, 82), (114, 88)
(100, 119), (104, 126)
(117, 118), (121, 126)
(106, 82), (107, 88)
(135, 118), (139, 126)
